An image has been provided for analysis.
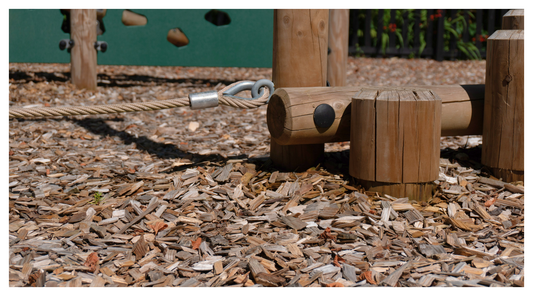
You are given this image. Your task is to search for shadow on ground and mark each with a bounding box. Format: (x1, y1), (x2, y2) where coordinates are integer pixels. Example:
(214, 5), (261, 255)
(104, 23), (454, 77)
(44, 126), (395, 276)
(9, 70), (238, 89)
(12, 116), (486, 178)
(9, 71), (70, 83)
(71, 117), (255, 172)
(95, 73), (237, 88)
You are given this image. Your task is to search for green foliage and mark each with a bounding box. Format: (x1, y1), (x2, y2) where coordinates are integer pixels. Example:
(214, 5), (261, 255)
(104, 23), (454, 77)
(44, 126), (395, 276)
(351, 9), (490, 60)
(89, 191), (104, 205)
(442, 10), (483, 60)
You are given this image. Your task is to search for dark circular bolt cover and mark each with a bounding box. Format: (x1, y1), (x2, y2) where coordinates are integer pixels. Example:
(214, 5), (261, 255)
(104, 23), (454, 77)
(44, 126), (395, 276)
(100, 42), (107, 52)
(313, 104), (335, 129)
(59, 40), (66, 50)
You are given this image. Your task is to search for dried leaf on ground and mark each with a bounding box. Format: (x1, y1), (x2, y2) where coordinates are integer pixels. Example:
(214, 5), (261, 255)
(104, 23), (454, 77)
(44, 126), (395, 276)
(191, 237), (202, 250)
(148, 220), (168, 235)
(319, 227), (336, 241)
(360, 270), (377, 285)
(325, 282), (344, 287)
(84, 252), (99, 272)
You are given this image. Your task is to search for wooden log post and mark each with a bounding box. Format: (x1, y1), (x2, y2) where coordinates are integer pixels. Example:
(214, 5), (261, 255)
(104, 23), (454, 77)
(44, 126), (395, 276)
(482, 29), (524, 182)
(502, 9), (524, 30)
(70, 9), (97, 90)
(267, 84), (484, 145)
(269, 9), (329, 171)
(327, 9), (349, 87)
(349, 88), (442, 201)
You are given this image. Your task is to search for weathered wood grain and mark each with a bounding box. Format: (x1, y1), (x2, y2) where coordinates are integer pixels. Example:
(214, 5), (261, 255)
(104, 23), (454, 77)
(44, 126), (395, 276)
(502, 9), (524, 30)
(269, 9), (329, 171)
(268, 85), (484, 145)
(350, 88), (441, 201)
(482, 30), (524, 182)
(70, 9), (97, 90)
(327, 9), (349, 87)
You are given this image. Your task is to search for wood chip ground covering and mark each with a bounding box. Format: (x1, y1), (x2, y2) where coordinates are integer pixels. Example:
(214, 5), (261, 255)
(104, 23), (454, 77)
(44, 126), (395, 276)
(9, 57), (524, 287)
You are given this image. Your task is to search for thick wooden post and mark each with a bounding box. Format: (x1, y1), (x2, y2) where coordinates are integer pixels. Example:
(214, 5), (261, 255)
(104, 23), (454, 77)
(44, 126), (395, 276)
(482, 29), (524, 182)
(350, 88), (441, 201)
(70, 9), (97, 90)
(269, 9), (329, 171)
(327, 9), (349, 87)
(502, 9), (524, 30)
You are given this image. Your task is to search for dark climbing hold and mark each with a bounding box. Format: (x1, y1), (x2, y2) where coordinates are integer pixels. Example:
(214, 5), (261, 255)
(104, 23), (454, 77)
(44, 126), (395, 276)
(313, 104), (335, 129)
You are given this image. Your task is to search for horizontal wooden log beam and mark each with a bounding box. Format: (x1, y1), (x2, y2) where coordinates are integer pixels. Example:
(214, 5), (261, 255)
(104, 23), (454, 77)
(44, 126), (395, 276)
(267, 84), (484, 145)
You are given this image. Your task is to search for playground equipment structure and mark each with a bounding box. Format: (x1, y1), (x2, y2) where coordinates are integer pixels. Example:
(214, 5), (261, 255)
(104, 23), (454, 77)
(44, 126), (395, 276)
(9, 9), (524, 201)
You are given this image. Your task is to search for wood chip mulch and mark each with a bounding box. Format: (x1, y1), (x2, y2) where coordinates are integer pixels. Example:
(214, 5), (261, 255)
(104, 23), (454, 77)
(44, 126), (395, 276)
(9, 57), (524, 287)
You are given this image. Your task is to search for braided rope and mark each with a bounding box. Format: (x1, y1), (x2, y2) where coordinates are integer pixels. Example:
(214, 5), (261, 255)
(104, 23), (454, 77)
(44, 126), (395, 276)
(9, 81), (270, 119)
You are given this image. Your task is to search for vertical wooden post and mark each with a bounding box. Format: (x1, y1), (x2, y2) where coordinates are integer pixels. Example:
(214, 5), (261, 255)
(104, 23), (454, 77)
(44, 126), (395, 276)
(350, 88), (441, 201)
(270, 9), (329, 171)
(502, 9), (524, 30)
(481, 29), (524, 182)
(70, 9), (97, 90)
(327, 9), (349, 87)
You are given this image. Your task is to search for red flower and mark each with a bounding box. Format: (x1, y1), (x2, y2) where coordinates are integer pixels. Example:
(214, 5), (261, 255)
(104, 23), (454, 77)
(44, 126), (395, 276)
(437, 9), (443, 14)
(430, 15), (435, 21)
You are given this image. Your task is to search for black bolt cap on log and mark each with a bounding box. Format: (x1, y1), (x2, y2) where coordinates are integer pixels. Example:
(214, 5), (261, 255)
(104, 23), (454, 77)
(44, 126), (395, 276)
(313, 104), (335, 129)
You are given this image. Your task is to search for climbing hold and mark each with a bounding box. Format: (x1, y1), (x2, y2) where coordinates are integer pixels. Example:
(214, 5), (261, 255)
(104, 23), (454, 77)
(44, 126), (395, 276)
(313, 104), (335, 129)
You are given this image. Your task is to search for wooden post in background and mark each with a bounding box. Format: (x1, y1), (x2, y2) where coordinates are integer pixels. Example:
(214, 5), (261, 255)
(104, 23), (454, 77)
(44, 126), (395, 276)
(70, 9), (97, 90)
(269, 9), (329, 171)
(502, 9), (524, 30)
(482, 29), (524, 182)
(327, 9), (349, 87)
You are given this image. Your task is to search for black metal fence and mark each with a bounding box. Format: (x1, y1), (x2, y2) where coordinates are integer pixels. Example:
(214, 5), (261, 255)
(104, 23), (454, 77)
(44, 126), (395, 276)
(348, 9), (511, 61)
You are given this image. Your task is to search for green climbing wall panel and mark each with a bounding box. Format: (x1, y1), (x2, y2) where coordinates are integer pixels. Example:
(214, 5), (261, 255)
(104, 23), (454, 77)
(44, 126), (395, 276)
(9, 9), (274, 68)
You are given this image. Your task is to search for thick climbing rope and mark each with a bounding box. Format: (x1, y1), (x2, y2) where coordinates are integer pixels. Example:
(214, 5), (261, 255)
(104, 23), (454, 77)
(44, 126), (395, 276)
(9, 81), (271, 119)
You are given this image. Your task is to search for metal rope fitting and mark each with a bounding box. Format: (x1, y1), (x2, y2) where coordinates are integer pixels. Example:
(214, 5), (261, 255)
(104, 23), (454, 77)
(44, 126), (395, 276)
(223, 79), (275, 102)
(189, 90), (219, 110)
(251, 79), (275, 100)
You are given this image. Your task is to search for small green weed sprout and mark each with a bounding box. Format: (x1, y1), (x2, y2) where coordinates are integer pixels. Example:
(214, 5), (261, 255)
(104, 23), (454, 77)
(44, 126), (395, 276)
(89, 191), (104, 205)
